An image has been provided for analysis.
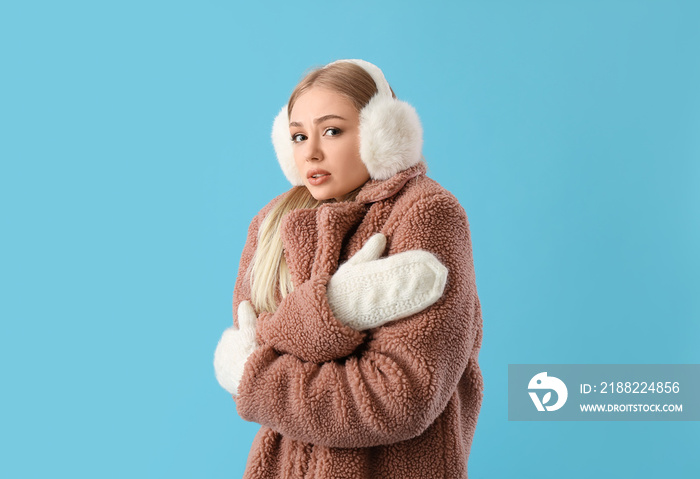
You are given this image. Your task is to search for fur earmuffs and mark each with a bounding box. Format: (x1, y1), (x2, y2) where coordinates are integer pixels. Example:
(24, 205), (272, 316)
(271, 59), (424, 186)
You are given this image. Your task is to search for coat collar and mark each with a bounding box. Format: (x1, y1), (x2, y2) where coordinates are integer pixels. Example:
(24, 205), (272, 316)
(279, 162), (427, 285)
(354, 161), (427, 204)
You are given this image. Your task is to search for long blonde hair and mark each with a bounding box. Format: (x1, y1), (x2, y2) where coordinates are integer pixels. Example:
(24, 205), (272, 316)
(249, 62), (389, 313)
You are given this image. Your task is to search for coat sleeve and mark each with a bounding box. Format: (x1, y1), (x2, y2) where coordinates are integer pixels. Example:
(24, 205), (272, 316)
(233, 202), (368, 363)
(254, 272), (368, 363)
(234, 193), (482, 448)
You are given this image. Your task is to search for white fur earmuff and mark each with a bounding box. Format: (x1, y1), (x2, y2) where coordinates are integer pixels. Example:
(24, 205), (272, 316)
(271, 59), (424, 186)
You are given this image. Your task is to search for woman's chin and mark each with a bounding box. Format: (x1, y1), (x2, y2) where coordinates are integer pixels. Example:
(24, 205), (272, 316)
(306, 186), (335, 202)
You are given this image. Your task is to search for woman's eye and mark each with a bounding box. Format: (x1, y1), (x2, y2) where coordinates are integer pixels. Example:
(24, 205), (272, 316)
(324, 128), (341, 137)
(291, 133), (307, 143)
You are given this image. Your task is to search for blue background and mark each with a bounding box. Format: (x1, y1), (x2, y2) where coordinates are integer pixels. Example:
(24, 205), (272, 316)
(2, 0), (698, 477)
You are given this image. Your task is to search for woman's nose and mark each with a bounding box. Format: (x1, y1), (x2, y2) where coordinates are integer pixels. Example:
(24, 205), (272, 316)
(305, 134), (323, 161)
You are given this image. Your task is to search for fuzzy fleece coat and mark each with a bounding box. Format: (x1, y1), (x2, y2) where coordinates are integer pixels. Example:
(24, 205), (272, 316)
(230, 162), (484, 479)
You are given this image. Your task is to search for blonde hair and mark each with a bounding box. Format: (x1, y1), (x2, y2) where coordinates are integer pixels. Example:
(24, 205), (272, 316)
(249, 62), (386, 313)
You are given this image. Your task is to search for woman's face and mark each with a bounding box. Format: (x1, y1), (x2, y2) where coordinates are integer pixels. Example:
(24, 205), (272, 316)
(289, 87), (370, 201)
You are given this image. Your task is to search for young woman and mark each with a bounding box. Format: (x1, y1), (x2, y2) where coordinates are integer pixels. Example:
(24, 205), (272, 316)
(214, 59), (484, 479)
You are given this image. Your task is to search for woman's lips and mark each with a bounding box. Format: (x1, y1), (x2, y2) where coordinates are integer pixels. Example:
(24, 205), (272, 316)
(308, 173), (330, 186)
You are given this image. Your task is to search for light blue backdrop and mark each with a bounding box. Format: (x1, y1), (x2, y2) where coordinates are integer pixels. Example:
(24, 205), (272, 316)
(1, 1), (698, 477)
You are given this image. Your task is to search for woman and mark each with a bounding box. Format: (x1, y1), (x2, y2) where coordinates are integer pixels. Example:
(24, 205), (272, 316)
(214, 59), (484, 478)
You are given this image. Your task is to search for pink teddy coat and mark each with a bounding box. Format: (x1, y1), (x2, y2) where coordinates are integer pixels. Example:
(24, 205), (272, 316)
(231, 161), (484, 478)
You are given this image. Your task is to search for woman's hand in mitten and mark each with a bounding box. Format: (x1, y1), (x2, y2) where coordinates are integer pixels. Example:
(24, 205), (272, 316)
(213, 300), (259, 396)
(326, 233), (448, 331)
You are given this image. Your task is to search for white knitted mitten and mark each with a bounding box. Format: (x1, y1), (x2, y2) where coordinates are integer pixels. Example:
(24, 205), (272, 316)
(326, 233), (448, 331)
(214, 300), (259, 395)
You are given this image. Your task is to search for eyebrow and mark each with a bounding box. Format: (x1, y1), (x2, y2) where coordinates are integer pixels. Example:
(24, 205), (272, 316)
(289, 114), (347, 128)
